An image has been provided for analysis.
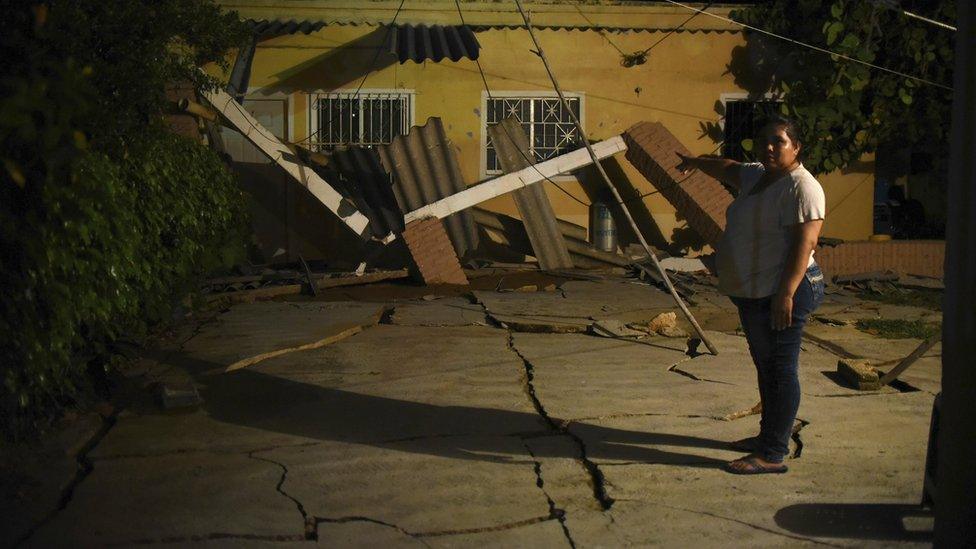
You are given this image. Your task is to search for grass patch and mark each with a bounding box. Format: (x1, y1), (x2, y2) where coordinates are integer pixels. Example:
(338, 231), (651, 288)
(854, 319), (941, 339)
(856, 288), (943, 310)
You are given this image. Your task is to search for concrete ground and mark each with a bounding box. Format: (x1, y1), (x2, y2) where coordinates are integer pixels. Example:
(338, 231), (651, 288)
(6, 273), (939, 547)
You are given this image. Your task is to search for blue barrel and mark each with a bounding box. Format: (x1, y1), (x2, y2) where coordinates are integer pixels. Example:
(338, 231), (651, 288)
(589, 201), (618, 252)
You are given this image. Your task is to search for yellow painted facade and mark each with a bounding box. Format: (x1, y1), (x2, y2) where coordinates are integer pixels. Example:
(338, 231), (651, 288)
(213, 0), (874, 248)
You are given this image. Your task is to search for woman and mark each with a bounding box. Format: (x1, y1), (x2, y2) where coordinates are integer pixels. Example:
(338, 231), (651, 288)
(676, 116), (826, 475)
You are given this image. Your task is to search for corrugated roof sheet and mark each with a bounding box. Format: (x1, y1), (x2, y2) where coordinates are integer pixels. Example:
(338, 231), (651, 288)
(487, 118), (573, 271)
(245, 19), (328, 38)
(377, 118), (480, 259)
(327, 146), (405, 238)
(385, 24), (480, 64)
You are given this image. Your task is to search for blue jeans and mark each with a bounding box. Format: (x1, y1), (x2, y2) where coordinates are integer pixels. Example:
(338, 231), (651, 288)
(730, 264), (825, 463)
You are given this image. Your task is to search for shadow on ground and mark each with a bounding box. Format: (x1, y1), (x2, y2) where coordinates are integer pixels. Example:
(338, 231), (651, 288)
(775, 503), (933, 542)
(182, 353), (730, 468)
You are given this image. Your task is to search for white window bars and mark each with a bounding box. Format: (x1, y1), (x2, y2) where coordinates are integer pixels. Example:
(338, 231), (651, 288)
(484, 94), (584, 176)
(308, 91), (414, 151)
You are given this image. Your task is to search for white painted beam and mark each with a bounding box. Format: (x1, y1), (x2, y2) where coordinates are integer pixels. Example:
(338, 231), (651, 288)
(403, 136), (627, 223)
(201, 87), (373, 238)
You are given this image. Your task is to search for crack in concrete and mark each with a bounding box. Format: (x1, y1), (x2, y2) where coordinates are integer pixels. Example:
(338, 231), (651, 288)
(317, 514), (559, 544)
(15, 412), (119, 547)
(91, 441), (323, 462)
(561, 411), (718, 426)
(316, 515), (430, 546)
(522, 442), (576, 548)
(506, 332), (615, 511)
(107, 532), (307, 545)
(246, 451), (316, 540)
(378, 430), (550, 444)
(791, 418), (809, 459)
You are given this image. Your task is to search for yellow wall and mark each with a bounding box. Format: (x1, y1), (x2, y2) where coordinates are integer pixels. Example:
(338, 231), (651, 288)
(216, 5), (875, 247)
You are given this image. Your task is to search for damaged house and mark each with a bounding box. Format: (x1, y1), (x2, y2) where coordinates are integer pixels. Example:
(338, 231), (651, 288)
(181, 0), (943, 280)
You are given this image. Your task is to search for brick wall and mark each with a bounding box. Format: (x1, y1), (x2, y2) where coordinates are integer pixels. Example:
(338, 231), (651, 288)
(816, 240), (945, 279)
(401, 217), (469, 286)
(622, 121), (733, 246)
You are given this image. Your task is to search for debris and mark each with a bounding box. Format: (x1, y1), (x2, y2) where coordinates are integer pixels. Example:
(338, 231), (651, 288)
(154, 382), (202, 410)
(379, 118), (479, 257)
(488, 117), (574, 270)
(622, 121), (732, 246)
(474, 207), (633, 268)
(647, 311), (677, 333)
(299, 255), (317, 297)
(401, 217), (469, 286)
(204, 269), (410, 304)
(514, 285), (538, 292)
(834, 270), (900, 285)
(200, 85), (373, 239)
(543, 284), (557, 292)
(403, 137), (627, 224)
(589, 319), (646, 339)
(722, 401), (763, 421)
(837, 358), (881, 391)
(421, 294), (439, 301)
(659, 257), (707, 273)
(877, 333), (941, 387)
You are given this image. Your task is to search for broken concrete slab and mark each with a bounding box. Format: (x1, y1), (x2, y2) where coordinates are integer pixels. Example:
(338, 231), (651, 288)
(260, 437), (554, 537)
(510, 332), (745, 421)
(29, 452), (302, 546)
(838, 358), (882, 390)
(389, 297), (487, 327)
(180, 301), (387, 373)
(589, 319), (646, 339)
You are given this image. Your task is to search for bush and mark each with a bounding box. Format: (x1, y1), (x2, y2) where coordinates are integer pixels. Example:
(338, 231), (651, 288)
(0, 1), (249, 438)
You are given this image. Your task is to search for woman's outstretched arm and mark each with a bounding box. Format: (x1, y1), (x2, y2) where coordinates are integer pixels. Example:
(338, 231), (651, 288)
(675, 153), (744, 190)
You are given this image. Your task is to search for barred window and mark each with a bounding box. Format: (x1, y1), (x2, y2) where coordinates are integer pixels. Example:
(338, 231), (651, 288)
(722, 99), (782, 161)
(485, 95), (583, 175)
(308, 91), (413, 151)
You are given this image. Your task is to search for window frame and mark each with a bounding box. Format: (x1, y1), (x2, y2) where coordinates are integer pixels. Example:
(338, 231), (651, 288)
(719, 92), (783, 162)
(306, 88), (416, 151)
(479, 90), (586, 181)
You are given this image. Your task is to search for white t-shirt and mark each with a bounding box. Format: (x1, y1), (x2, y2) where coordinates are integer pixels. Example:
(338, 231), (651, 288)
(715, 162), (826, 298)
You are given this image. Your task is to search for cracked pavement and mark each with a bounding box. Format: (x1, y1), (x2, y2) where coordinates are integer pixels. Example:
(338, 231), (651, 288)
(12, 278), (938, 547)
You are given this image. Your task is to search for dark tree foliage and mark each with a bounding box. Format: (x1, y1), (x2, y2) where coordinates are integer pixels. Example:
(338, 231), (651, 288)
(0, 1), (250, 438)
(728, 0), (955, 175)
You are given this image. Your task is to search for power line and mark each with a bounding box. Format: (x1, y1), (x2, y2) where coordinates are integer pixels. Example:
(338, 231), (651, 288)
(660, 0), (954, 91)
(454, 0), (592, 207)
(867, 0), (956, 31)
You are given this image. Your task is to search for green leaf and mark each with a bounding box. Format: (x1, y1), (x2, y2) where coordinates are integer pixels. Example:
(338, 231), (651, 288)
(741, 138), (754, 152)
(831, 2), (843, 18)
(826, 21), (844, 45)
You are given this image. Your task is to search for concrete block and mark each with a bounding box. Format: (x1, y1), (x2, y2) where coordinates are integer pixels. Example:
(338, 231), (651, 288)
(837, 358), (881, 390)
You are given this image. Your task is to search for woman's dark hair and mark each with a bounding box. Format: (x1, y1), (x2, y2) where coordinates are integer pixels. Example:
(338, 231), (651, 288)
(759, 115), (803, 151)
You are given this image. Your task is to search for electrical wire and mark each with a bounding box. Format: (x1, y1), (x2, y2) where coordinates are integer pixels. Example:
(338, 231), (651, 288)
(454, 0), (592, 207)
(866, 0), (956, 31)
(638, 1), (714, 55)
(295, 0), (408, 146)
(659, 0), (953, 91)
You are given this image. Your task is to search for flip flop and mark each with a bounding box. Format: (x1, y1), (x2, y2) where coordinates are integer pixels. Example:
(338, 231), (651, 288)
(724, 455), (788, 475)
(729, 436), (761, 453)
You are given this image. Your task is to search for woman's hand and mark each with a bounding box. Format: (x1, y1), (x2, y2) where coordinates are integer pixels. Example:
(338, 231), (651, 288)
(676, 152), (697, 174)
(771, 291), (793, 331)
